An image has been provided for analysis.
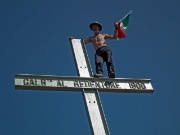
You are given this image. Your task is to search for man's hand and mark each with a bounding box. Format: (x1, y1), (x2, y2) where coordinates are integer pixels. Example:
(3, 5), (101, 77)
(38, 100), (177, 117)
(114, 22), (118, 29)
(69, 37), (75, 41)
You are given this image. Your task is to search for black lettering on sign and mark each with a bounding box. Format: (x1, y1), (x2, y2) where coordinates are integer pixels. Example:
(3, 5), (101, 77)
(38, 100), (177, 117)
(90, 81), (95, 87)
(115, 82), (120, 88)
(57, 80), (64, 86)
(110, 82), (116, 88)
(99, 81), (105, 88)
(104, 81), (118, 88)
(84, 80), (90, 87)
(47, 79), (52, 82)
(79, 81), (84, 87)
(129, 82), (146, 89)
(95, 81), (101, 88)
(41, 79), (46, 86)
(23, 79), (37, 85)
(74, 81), (79, 87)
(104, 81), (111, 88)
(23, 79), (29, 85)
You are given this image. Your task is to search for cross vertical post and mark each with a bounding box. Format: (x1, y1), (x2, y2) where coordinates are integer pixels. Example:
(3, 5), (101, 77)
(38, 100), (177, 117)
(70, 39), (110, 135)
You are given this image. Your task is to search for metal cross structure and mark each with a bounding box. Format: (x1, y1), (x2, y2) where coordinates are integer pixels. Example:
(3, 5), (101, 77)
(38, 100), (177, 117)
(15, 39), (154, 135)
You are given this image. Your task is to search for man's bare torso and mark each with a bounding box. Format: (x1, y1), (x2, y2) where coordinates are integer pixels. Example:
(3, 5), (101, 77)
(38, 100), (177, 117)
(83, 25), (118, 50)
(89, 34), (107, 50)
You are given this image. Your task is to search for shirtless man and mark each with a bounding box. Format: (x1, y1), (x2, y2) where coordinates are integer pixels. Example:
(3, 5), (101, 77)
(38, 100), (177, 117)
(69, 21), (118, 78)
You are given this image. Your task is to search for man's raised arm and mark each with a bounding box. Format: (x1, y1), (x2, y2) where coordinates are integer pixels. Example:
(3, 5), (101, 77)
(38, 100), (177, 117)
(105, 23), (119, 40)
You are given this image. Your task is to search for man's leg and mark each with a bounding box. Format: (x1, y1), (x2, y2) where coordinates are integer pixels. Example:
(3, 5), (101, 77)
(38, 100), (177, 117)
(95, 53), (104, 77)
(105, 49), (115, 78)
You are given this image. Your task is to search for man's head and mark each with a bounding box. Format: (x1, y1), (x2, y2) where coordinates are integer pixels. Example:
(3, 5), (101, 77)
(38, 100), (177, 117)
(89, 22), (102, 32)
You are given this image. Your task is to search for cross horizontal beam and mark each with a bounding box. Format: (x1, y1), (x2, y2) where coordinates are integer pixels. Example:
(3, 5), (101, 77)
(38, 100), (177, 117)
(15, 74), (154, 93)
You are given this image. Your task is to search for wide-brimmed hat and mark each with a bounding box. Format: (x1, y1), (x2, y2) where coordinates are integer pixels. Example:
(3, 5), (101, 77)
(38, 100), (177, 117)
(89, 21), (102, 31)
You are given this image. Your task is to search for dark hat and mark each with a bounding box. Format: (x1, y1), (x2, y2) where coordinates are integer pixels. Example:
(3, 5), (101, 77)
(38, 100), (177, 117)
(89, 21), (102, 31)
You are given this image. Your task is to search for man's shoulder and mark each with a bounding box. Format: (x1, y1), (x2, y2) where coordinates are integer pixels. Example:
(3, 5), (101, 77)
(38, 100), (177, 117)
(88, 33), (108, 38)
(101, 33), (109, 36)
(96, 33), (108, 37)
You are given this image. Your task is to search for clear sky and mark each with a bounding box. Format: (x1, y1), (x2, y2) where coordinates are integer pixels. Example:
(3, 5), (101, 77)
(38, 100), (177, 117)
(0, 0), (180, 135)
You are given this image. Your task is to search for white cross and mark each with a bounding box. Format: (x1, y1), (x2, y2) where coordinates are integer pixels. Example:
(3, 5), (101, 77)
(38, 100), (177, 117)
(15, 39), (154, 135)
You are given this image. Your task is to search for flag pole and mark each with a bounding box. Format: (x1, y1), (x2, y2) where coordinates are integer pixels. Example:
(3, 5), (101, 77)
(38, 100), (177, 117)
(118, 10), (133, 22)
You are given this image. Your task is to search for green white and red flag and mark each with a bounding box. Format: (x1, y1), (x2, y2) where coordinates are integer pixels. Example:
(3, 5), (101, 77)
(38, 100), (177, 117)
(117, 11), (133, 38)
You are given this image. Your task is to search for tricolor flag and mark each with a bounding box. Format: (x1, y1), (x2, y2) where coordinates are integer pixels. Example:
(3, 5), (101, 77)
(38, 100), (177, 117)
(117, 10), (133, 38)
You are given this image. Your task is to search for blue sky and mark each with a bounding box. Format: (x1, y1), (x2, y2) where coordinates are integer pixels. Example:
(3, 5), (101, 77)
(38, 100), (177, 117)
(0, 0), (180, 135)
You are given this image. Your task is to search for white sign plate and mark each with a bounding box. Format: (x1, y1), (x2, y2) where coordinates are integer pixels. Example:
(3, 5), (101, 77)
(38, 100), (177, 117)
(15, 74), (154, 93)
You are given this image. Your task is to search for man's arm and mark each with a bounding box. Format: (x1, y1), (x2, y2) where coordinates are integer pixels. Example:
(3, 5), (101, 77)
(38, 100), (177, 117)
(105, 23), (119, 40)
(83, 38), (91, 44)
(69, 37), (91, 44)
